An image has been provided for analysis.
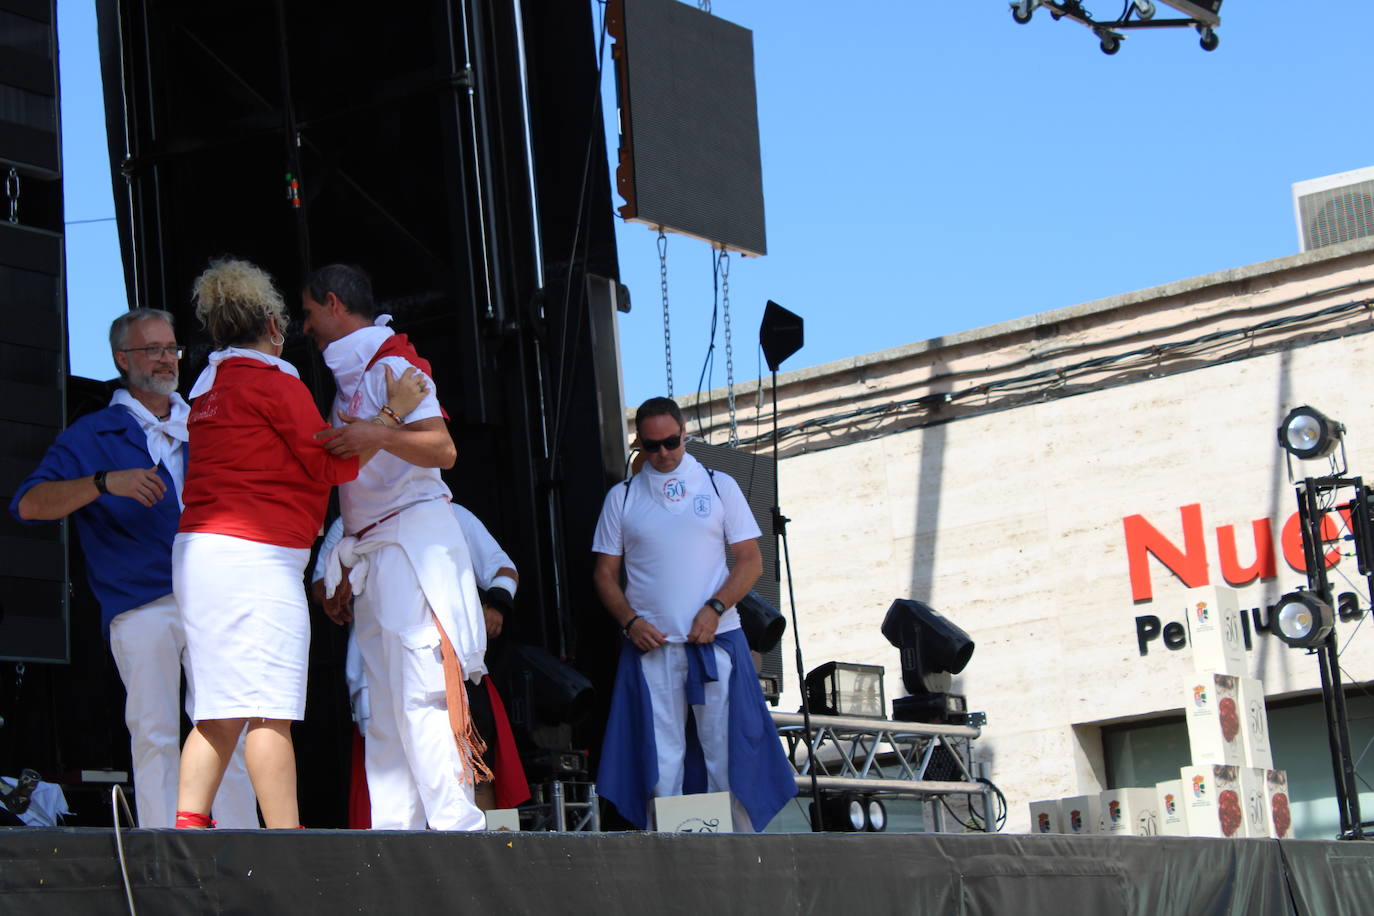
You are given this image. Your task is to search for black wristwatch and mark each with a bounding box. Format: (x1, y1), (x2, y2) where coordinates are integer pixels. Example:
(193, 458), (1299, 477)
(93, 470), (109, 495)
(705, 598), (726, 616)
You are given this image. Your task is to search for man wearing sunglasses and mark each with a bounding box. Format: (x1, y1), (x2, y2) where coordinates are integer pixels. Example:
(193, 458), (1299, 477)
(10, 309), (257, 829)
(593, 397), (796, 832)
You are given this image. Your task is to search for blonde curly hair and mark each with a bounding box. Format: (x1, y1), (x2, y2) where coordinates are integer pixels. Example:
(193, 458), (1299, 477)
(192, 258), (289, 348)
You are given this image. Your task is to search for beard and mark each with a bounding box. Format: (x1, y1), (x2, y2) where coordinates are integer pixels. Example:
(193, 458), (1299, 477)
(127, 364), (179, 396)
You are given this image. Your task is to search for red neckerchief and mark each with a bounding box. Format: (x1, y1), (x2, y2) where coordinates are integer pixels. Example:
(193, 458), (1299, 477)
(365, 333), (449, 420)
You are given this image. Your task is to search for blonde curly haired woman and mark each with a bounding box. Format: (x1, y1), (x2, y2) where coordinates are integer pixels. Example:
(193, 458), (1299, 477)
(172, 258), (426, 829)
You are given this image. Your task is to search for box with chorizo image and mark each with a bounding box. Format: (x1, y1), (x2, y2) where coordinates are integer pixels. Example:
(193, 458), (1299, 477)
(1184, 672), (1271, 768)
(1180, 764), (1256, 838)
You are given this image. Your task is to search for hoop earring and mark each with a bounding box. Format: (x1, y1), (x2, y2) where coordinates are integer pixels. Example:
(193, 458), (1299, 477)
(270, 333), (286, 347)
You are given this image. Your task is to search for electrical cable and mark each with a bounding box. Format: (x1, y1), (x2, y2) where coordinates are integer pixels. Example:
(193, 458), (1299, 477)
(729, 296), (1374, 454)
(111, 784), (139, 915)
(692, 249), (721, 438)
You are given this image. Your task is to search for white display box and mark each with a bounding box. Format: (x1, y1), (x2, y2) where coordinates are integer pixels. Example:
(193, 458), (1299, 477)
(1028, 799), (1063, 835)
(1183, 672), (1245, 766)
(483, 808), (521, 832)
(1265, 769), (1293, 839)
(1155, 779), (1189, 837)
(1238, 677), (1273, 770)
(1060, 795), (1101, 836)
(653, 791), (733, 833)
(1180, 764), (1247, 838)
(1184, 586), (1248, 676)
(1239, 767), (1271, 839)
(1100, 787), (1159, 836)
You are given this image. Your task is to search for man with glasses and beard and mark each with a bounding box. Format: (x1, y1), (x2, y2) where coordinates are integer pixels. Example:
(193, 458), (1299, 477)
(592, 396), (796, 832)
(11, 309), (257, 829)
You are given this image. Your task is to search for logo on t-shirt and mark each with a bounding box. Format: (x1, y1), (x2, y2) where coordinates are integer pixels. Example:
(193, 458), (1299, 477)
(348, 388), (365, 417)
(693, 495), (711, 517)
(662, 478), (685, 502)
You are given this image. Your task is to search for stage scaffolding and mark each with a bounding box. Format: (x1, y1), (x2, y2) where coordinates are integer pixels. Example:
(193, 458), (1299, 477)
(772, 711), (996, 831)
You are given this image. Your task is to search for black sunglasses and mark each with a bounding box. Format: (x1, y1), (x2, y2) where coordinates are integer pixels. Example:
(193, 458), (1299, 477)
(640, 434), (682, 453)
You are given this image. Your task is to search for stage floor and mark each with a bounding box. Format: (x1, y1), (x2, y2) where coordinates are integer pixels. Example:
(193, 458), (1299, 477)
(3, 827), (1373, 914)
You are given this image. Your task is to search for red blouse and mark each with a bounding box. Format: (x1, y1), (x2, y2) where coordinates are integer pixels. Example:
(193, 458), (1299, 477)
(179, 357), (358, 548)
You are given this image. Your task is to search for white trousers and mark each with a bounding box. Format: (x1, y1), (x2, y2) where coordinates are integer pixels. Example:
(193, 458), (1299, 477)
(353, 542), (484, 831)
(107, 593), (257, 828)
(640, 642), (753, 832)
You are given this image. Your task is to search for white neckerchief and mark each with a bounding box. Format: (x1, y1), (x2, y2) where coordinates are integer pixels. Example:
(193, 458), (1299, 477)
(110, 386), (189, 462)
(638, 450), (708, 516)
(187, 346), (301, 399)
(321, 315), (396, 408)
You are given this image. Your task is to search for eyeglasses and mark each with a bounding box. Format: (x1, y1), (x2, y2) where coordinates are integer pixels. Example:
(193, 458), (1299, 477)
(640, 434), (682, 453)
(120, 346), (185, 360)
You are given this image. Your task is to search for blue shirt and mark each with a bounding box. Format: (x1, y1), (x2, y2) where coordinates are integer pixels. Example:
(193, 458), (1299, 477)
(9, 405), (180, 634)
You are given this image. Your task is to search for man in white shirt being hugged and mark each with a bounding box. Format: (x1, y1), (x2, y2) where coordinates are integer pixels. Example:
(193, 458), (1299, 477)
(306, 264), (488, 831)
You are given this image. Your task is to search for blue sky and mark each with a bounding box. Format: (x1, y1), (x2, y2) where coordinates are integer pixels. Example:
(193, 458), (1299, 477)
(59, 2), (1374, 410)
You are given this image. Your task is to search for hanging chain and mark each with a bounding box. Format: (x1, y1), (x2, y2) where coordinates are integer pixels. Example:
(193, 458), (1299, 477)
(5, 169), (19, 224)
(13, 662), (24, 691)
(720, 249), (738, 445)
(658, 229), (674, 397)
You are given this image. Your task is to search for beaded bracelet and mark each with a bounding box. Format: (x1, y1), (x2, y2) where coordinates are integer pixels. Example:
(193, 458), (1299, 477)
(378, 404), (403, 425)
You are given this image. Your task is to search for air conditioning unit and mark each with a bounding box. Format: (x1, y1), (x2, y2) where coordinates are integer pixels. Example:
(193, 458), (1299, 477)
(1293, 165), (1374, 252)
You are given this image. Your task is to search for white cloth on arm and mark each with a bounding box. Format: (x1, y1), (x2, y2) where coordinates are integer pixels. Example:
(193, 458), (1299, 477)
(591, 453), (761, 641)
(109, 389), (190, 506)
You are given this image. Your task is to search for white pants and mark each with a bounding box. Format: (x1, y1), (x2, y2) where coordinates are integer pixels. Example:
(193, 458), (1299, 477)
(353, 542), (484, 831)
(640, 642), (753, 832)
(107, 594), (257, 828)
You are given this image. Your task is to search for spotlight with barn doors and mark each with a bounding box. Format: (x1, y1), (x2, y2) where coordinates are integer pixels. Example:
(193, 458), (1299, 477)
(1271, 591), (1335, 650)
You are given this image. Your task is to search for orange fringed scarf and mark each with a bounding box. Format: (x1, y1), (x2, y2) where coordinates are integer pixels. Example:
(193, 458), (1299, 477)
(433, 611), (494, 787)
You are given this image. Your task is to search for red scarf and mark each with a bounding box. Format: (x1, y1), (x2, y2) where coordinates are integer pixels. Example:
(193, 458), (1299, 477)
(365, 333), (449, 420)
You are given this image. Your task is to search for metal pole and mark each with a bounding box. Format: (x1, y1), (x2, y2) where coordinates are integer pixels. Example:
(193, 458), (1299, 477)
(771, 368), (823, 830)
(1299, 478), (1364, 839)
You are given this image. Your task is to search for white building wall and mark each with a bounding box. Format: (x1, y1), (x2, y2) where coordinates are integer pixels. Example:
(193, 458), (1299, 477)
(772, 331), (1374, 833)
(638, 236), (1374, 833)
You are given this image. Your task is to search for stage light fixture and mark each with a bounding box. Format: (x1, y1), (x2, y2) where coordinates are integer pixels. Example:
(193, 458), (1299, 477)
(866, 797), (887, 832)
(881, 599), (975, 723)
(804, 661), (886, 718)
(1278, 406), (1345, 461)
(1272, 591), (1335, 649)
(810, 793), (881, 832)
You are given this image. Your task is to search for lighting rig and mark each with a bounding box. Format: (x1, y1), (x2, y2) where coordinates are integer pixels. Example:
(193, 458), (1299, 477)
(1009, 0), (1222, 56)
(1274, 405), (1374, 840)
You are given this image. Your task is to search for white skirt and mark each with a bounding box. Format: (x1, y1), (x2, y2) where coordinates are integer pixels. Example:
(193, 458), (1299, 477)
(173, 531), (311, 721)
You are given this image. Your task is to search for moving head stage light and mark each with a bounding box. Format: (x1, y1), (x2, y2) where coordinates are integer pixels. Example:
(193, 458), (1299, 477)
(881, 599), (975, 724)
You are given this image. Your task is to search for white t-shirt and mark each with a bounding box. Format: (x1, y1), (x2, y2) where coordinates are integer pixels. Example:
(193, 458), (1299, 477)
(323, 326), (450, 532)
(313, 503), (514, 587)
(591, 452), (761, 641)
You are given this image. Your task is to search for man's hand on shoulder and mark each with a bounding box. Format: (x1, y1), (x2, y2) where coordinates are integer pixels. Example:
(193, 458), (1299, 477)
(103, 467), (167, 507)
(686, 606), (720, 644)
